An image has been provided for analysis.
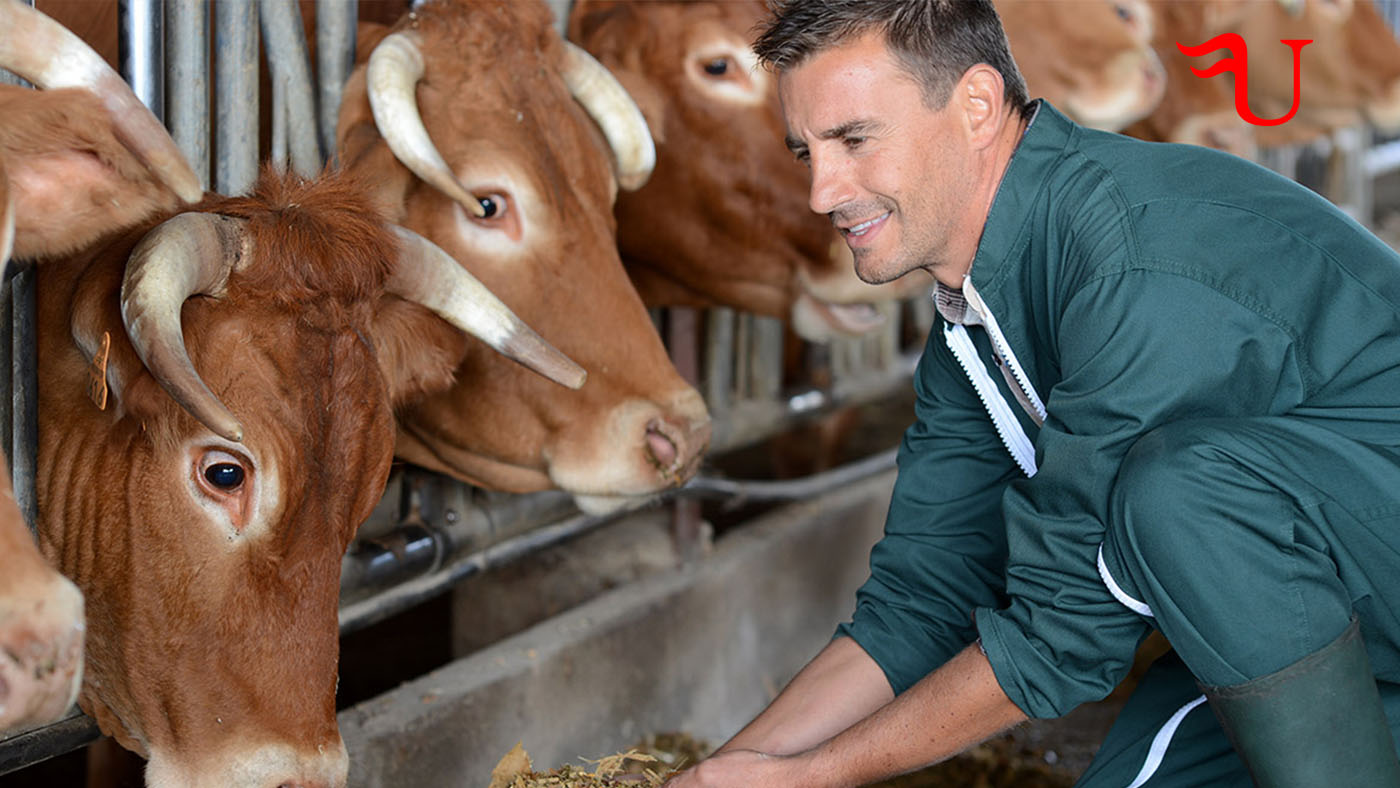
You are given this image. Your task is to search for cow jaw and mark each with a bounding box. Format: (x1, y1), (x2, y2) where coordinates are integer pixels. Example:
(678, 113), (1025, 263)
(144, 736), (349, 788)
(1066, 47), (1166, 131)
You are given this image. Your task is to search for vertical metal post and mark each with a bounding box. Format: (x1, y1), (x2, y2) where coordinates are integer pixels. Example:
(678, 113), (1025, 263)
(167, 0), (209, 187)
(666, 308), (706, 561)
(260, 0), (322, 176)
(703, 308), (735, 415)
(120, 0), (165, 121)
(215, 0), (259, 196)
(545, 0), (573, 36)
(3, 2), (36, 532)
(316, 0), (357, 163)
(9, 266), (35, 530)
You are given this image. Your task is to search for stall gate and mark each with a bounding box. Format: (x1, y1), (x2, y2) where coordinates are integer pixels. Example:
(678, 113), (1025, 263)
(0, 0), (925, 774)
(4, 0), (1399, 778)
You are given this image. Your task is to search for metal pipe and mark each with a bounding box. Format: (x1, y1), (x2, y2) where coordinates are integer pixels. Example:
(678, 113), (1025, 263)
(316, 0), (357, 163)
(259, 0), (322, 176)
(167, 0), (209, 187)
(214, 0), (258, 196)
(704, 307), (735, 414)
(120, 0), (164, 121)
(10, 268), (35, 529)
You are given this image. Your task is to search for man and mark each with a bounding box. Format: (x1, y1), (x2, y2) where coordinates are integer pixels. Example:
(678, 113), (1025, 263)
(666, 1), (1400, 786)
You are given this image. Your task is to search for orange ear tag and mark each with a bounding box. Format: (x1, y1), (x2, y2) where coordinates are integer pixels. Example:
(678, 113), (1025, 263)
(87, 331), (110, 411)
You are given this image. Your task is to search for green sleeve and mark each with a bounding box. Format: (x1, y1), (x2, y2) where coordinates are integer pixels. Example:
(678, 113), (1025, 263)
(838, 320), (1021, 695)
(977, 269), (1307, 718)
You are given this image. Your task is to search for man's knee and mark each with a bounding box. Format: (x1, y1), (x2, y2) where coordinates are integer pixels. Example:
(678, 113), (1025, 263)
(1106, 420), (1234, 560)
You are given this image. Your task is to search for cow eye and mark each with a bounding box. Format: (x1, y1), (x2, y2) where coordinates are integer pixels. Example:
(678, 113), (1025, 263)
(204, 463), (244, 490)
(703, 58), (729, 76)
(197, 448), (249, 495)
(1113, 3), (1132, 22)
(475, 193), (508, 220)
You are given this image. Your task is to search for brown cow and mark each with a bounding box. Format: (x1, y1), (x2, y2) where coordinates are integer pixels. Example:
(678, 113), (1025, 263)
(567, 0), (924, 342)
(997, 0), (1166, 131)
(1236, 0), (1400, 137)
(1121, 1), (1258, 157)
(337, 0), (712, 515)
(37, 174), (578, 786)
(0, 0), (214, 735)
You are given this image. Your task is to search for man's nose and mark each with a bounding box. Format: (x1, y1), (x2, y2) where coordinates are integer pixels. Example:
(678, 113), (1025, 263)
(808, 155), (855, 215)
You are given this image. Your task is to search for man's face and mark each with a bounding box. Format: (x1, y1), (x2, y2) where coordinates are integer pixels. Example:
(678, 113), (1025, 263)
(780, 32), (974, 286)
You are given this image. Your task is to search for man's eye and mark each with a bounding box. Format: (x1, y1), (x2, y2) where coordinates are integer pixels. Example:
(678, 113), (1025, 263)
(844, 136), (866, 149)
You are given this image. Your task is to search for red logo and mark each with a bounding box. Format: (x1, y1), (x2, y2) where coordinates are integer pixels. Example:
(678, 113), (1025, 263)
(1176, 33), (1313, 126)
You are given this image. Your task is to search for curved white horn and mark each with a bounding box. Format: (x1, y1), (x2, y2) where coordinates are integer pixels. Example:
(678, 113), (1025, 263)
(120, 213), (249, 442)
(366, 31), (485, 218)
(560, 42), (656, 191)
(0, 0), (202, 203)
(389, 227), (585, 390)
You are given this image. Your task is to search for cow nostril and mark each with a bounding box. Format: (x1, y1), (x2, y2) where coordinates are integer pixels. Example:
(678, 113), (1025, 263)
(644, 420), (679, 472)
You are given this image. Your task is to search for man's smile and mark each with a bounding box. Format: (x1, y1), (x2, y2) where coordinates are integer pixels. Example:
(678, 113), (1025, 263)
(840, 211), (890, 241)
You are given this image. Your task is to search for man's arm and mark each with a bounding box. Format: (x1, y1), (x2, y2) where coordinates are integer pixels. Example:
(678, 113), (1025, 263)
(717, 636), (894, 757)
(670, 642), (1026, 788)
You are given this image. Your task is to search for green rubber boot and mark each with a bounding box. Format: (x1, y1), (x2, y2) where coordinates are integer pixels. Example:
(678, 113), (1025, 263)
(1202, 618), (1400, 788)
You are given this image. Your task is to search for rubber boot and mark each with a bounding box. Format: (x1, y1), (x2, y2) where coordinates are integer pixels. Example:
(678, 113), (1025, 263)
(1202, 617), (1400, 788)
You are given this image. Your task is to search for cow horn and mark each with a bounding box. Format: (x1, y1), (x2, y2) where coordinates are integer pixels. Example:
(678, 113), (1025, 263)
(560, 42), (655, 191)
(366, 31), (486, 218)
(120, 213), (249, 442)
(389, 227), (586, 390)
(0, 0), (203, 204)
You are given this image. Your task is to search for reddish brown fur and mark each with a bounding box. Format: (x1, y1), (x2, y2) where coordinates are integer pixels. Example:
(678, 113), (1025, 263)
(36, 168), (452, 782)
(0, 86), (184, 260)
(1121, 2), (1255, 156)
(1237, 0), (1400, 135)
(998, 0), (1165, 130)
(338, 0), (711, 507)
(570, 0), (836, 315)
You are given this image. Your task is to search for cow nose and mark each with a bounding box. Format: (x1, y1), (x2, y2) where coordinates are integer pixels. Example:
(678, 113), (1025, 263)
(645, 419), (679, 471)
(643, 403), (711, 484)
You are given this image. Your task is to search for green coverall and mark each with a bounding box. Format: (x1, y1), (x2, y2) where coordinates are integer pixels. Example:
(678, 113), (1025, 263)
(836, 101), (1400, 785)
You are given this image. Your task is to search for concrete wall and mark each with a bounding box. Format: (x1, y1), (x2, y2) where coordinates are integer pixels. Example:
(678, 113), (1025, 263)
(337, 470), (896, 787)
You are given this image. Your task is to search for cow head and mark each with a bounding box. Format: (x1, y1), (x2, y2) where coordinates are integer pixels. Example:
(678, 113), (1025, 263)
(567, 0), (924, 342)
(1237, 0), (1400, 134)
(37, 168), (578, 787)
(0, 0), (214, 736)
(999, 0), (1166, 131)
(337, 0), (711, 515)
(1123, 1), (1257, 157)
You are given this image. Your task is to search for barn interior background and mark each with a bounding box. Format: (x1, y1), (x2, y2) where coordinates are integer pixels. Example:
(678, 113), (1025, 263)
(2, 0), (1399, 785)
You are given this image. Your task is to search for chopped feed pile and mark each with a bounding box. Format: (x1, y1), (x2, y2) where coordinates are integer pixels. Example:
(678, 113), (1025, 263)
(489, 729), (1074, 788)
(487, 744), (675, 787)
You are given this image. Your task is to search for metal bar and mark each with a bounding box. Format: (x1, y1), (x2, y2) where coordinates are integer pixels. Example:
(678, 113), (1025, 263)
(214, 0), (258, 196)
(9, 267), (35, 530)
(316, 0), (357, 163)
(259, 0), (322, 176)
(704, 307), (735, 414)
(120, 0), (165, 120)
(0, 713), (99, 775)
(167, 0), (209, 187)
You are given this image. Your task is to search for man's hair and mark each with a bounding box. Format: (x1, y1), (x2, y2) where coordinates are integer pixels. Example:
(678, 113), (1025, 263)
(753, 0), (1033, 119)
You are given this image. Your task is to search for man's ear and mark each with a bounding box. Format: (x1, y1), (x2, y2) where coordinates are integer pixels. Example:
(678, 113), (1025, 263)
(957, 65), (1008, 149)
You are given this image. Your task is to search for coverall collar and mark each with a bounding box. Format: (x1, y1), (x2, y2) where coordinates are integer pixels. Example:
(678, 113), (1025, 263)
(966, 100), (1078, 300)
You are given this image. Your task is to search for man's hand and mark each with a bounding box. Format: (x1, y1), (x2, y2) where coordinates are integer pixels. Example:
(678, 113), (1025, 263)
(664, 749), (815, 788)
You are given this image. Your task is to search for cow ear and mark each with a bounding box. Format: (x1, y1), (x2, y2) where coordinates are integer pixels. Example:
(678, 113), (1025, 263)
(0, 86), (187, 261)
(606, 67), (667, 146)
(335, 37), (417, 223)
(370, 297), (469, 410)
(66, 250), (161, 424)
